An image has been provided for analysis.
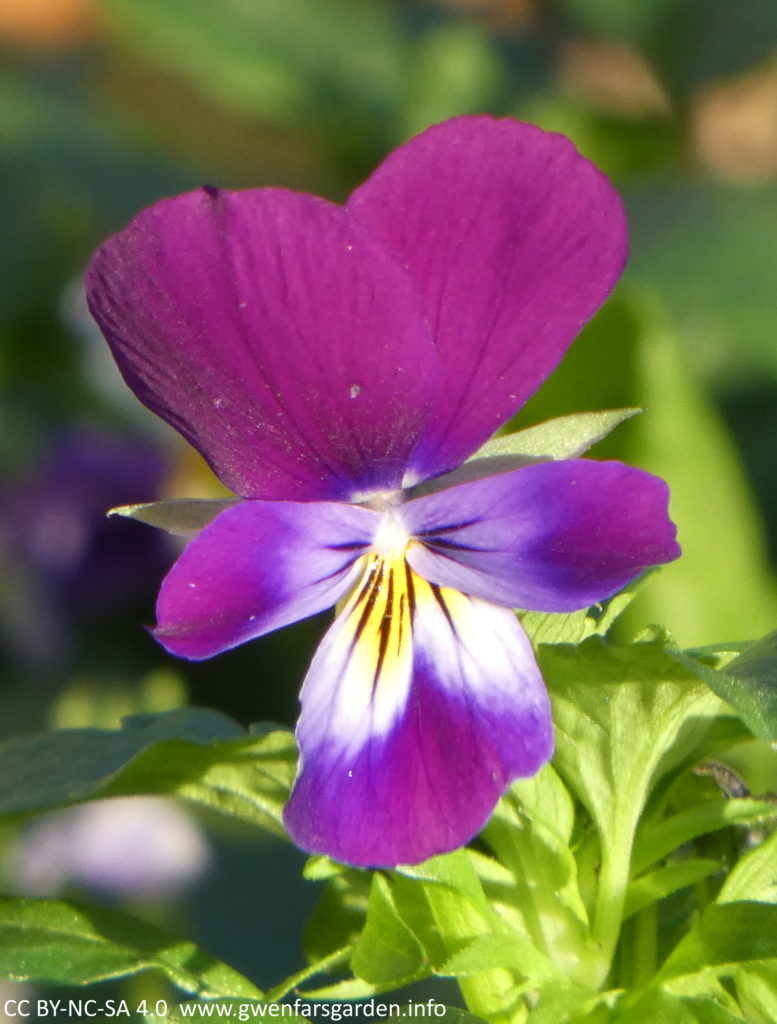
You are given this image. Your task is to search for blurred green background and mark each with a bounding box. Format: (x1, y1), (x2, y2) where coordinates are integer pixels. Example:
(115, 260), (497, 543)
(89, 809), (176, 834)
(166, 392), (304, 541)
(1, 0), (777, 1003)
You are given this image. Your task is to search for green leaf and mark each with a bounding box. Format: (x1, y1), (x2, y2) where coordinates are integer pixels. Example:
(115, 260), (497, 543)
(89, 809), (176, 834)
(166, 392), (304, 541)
(0, 709), (296, 837)
(103, 0), (404, 135)
(471, 408), (642, 462)
(439, 933), (556, 983)
(400, 1010), (486, 1024)
(659, 901), (777, 983)
(481, 771), (592, 981)
(623, 859), (721, 920)
(304, 871), (370, 965)
(0, 897), (262, 998)
(542, 637), (743, 843)
(150, 1004), (308, 1024)
(267, 946), (352, 1003)
(632, 796), (777, 873)
(396, 850), (498, 926)
(717, 829), (777, 904)
(521, 578), (642, 646)
(680, 631), (777, 741)
(351, 874), (427, 986)
(110, 499), (236, 538)
(397, 852), (525, 1023)
(612, 989), (747, 1023)
(735, 963), (777, 1023)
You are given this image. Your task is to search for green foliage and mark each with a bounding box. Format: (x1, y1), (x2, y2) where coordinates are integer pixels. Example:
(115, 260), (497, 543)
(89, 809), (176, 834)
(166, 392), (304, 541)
(0, 897), (263, 997)
(2, 623), (777, 1019)
(0, 708), (295, 836)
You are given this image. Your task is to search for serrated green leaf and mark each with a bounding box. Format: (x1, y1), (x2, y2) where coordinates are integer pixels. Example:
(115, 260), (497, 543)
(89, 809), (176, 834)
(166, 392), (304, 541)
(542, 637), (744, 843)
(397, 852), (524, 1023)
(632, 797), (777, 873)
(0, 897), (262, 998)
(351, 874), (427, 986)
(110, 499), (236, 537)
(717, 829), (777, 905)
(295, 978), (382, 1000)
(482, 771), (591, 981)
(659, 902), (777, 983)
(623, 859), (721, 920)
(0, 709), (296, 837)
(439, 933), (556, 983)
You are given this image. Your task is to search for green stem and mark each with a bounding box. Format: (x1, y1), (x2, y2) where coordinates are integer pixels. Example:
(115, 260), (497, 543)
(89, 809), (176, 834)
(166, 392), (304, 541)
(591, 817), (637, 989)
(631, 904), (657, 990)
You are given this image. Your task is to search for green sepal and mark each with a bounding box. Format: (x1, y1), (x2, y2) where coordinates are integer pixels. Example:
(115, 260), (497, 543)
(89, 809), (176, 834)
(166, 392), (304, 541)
(470, 408), (642, 463)
(109, 498), (237, 537)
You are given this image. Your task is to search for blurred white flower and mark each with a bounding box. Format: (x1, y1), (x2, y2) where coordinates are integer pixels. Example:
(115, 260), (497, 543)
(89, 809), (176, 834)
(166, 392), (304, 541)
(9, 797), (211, 899)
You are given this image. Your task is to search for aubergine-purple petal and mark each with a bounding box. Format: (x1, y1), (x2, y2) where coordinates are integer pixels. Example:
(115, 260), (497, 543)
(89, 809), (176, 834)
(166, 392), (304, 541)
(403, 460), (680, 612)
(154, 500), (378, 659)
(284, 581), (552, 867)
(86, 188), (440, 502)
(348, 116), (628, 484)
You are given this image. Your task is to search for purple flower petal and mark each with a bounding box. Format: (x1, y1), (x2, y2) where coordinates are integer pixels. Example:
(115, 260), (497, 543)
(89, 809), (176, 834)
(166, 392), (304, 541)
(86, 188), (440, 501)
(284, 558), (552, 867)
(348, 116), (628, 484)
(154, 499), (379, 659)
(403, 460), (680, 612)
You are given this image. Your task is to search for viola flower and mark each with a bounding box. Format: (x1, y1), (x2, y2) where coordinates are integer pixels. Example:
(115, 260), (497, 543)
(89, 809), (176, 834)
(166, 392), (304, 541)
(85, 116), (679, 868)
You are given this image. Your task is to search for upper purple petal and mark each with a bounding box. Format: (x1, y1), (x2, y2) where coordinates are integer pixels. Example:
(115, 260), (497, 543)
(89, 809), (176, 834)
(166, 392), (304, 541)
(348, 116), (628, 484)
(154, 499), (378, 659)
(284, 561), (552, 867)
(86, 188), (439, 501)
(403, 460), (680, 612)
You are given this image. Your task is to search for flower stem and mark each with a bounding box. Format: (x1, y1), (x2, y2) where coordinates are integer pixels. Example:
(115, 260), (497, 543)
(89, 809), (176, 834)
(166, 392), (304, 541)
(590, 817), (637, 988)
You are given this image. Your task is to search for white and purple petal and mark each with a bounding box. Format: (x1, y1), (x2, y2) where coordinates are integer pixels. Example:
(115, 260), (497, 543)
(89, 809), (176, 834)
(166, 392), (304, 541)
(284, 559), (552, 867)
(348, 116), (628, 483)
(154, 499), (378, 659)
(86, 188), (439, 502)
(402, 460), (680, 612)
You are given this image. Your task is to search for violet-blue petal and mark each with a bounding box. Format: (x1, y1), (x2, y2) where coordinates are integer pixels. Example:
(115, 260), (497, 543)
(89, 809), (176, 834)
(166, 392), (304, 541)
(284, 562), (552, 867)
(154, 499), (378, 659)
(86, 188), (439, 501)
(403, 460), (680, 612)
(348, 116), (628, 483)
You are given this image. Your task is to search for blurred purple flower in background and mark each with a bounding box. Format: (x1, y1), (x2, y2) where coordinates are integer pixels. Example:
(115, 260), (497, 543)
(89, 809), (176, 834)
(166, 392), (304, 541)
(9, 796), (210, 899)
(85, 116), (679, 867)
(0, 429), (170, 667)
